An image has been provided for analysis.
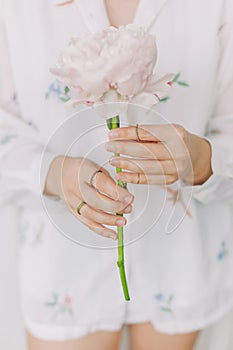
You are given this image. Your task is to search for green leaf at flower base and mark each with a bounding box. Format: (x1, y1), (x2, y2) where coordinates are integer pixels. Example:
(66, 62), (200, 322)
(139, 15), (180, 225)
(60, 96), (71, 102)
(160, 96), (170, 103)
(177, 81), (189, 87)
(172, 73), (181, 83)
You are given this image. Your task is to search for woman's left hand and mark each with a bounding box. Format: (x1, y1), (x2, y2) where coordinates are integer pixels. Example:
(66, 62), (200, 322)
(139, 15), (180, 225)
(106, 124), (213, 186)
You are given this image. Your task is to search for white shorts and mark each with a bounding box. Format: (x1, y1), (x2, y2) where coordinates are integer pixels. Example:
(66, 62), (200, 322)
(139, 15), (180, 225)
(18, 184), (233, 341)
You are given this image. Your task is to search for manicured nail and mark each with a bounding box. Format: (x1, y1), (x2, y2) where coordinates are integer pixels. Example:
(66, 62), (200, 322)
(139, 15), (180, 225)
(116, 218), (126, 226)
(110, 158), (119, 166)
(109, 130), (119, 139)
(105, 143), (114, 152)
(117, 174), (125, 181)
(124, 195), (133, 203)
(124, 205), (132, 214)
(109, 234), (117, 240)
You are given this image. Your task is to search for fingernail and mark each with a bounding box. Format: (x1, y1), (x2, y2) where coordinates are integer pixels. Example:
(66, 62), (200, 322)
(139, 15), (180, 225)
(109, 234), (117, 240)
(116, 218), (125, 226)
(124, 195), (133, 203)
(105, 143), (114, 152)
(117, 174), (125, 181)
(109, 158), (119, 166)
(124, 206), (132, 213)
(109, 131), (119, 139)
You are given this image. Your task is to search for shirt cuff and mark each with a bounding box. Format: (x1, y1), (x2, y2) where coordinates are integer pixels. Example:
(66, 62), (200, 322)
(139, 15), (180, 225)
(39, 151), (59, 200)
(180, 136), (233, 204)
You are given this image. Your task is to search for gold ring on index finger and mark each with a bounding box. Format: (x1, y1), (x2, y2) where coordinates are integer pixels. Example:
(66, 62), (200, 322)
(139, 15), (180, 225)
(76, 201), (87, 215)
(89, 169), (103, 188)
(135, 124), (141, 142)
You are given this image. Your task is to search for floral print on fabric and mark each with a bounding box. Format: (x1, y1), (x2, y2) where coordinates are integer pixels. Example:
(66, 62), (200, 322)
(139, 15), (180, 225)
(153, 293), (174, 313)
(45, 81), (70, 102)
(45, 293), (74, 319)
(0, 134), (17, 145)
(217, 241), (228, 261)
(160, 72), (189, 103)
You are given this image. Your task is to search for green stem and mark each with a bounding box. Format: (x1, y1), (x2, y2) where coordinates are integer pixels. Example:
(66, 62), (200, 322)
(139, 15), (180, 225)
(107, 115), (130, 301)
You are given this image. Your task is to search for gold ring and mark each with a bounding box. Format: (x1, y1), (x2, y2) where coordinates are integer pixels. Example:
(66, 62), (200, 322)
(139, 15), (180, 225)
(90, 169), (103, 187)
(135, 124), (141, 142)
(76, 201), (87, 215)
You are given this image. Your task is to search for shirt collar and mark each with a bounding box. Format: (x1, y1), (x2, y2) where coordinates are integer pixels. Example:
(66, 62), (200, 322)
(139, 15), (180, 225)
(75, 0), (169, 33)
(134, 0), (169, 31)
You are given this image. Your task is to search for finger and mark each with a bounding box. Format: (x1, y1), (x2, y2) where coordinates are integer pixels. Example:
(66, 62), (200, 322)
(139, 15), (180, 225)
(72, 200), (127, 227)
(116, 172), (178, 185)
(109, 157), (177, 175)
(90, 169), (134, 203)
(71, 207), (118, 240)
(108, 124), (183, 142)
(80, 183), (133, 214)
(106, 141), (172, 159)
(67, 192), (133, 217)
(65, 194), (118, 240)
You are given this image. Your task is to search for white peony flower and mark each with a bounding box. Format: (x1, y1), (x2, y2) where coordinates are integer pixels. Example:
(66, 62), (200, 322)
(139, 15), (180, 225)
(51, 24), (173, 118)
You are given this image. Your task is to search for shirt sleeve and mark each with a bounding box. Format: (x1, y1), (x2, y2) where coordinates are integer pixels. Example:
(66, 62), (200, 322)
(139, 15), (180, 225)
(0, 6), (56, 207)
(182, 0), (233, 204)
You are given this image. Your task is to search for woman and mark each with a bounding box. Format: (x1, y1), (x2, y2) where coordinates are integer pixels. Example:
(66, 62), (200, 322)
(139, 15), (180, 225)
(0, 0), (233, 349)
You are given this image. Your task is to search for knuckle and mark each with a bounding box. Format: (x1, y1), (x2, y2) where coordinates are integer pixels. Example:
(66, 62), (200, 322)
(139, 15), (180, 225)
(166, 175), (178, 185)
(132, 160), (142, 171)
(145, 144), (156, 158)
(177, 158), (186, 173)
(115, 201), (127, 213)
(138, 125), (147, 139)
(174, 124), (186, 139)
(118, 142), (125, 154)
(86, 221), (98, 231)
(158, 161), (166, 174)
(125, 129), (131, 139)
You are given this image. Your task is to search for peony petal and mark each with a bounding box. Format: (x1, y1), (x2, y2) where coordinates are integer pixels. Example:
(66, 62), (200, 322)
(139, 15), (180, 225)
(145, 73), (175, 99)
(50, 25), (172, 110)
(131, 92), (159, 107)
(94, 101), (128, 120)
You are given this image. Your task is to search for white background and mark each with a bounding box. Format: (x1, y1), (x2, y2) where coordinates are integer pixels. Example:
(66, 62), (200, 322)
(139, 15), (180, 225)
(1, 206), (233, 350)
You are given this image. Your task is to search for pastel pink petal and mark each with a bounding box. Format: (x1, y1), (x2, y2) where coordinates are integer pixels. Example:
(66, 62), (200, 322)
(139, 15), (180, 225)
(131, 92), (159, 107)
(117, 72), (148, 96)
(145, 73), (175, 95)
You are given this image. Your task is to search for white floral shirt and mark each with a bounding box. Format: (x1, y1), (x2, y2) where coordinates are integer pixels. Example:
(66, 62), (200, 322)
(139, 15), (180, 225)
(0, 0), (233, 340)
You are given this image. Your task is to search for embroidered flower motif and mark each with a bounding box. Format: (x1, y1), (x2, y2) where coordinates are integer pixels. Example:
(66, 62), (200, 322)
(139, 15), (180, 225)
(165, 186), (192, 218)
(45, 292), (74, 318)
(45, 81), (70, 102)
(19, 221), (44, 246)
(154, 293), (174, 313)
(217, 241), (228, 261)
(0, 134), (17, 145)
(160, 72), (189, 103)
(172, 72), (189, 87)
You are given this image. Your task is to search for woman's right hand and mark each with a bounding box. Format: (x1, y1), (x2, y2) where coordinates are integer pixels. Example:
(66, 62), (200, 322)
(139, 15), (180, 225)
(44, 156), (134, 240)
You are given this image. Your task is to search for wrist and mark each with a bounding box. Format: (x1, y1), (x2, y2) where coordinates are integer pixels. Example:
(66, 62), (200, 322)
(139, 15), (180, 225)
(183, 133), (213, 185)
(44, 155), (65, 197)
